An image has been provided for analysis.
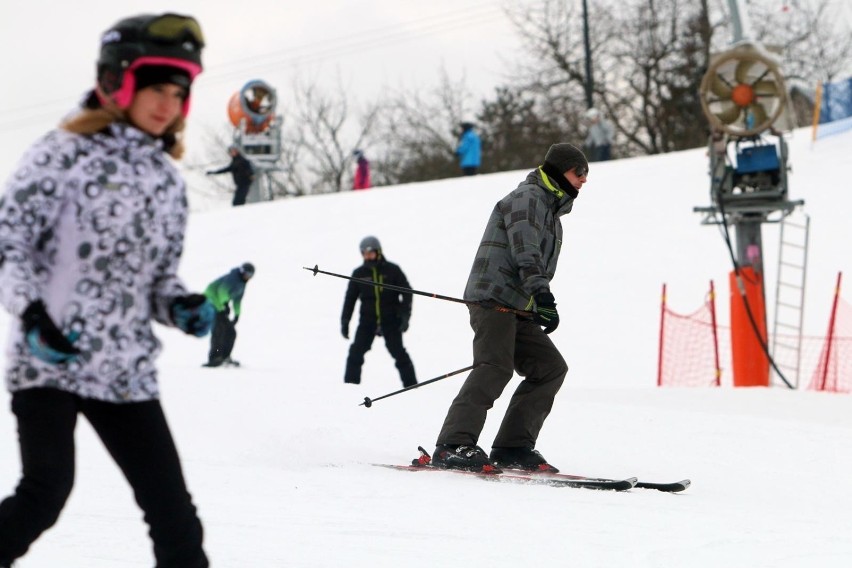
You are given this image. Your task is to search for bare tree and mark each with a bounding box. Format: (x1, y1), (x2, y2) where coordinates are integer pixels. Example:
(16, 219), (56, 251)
(477, 86), (566, 171)
(272, 128), (309, 197)
(504, 0), (723, 155)
(607, 0), (719, 153)
(502, 0), (852, 158)
(286, 76), (381, 193)
(199, 77), (380, 198)
(503, 0), (600, 135)
(749, 0), (852, 85)
(373, 68), (473, 184)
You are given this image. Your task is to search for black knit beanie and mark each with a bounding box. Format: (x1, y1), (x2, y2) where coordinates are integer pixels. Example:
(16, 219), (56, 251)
(543, 143), (588, 175)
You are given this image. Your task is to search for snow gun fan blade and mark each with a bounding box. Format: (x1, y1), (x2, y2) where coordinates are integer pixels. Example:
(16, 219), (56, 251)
(734, 57), (756, 84)
(710, 75), (732, 98)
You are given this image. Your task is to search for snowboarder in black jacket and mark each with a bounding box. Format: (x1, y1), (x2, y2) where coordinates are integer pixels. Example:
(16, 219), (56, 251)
(207, 146), (255, 206)
(341, 236), (417, 387)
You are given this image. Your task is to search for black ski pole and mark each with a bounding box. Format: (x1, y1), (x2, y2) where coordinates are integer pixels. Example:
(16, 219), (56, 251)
(304, 265), (532, 318)
(359, 363), (482, 408)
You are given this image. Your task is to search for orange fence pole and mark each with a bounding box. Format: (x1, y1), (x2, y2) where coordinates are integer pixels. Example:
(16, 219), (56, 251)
(819, 272), (843, 391)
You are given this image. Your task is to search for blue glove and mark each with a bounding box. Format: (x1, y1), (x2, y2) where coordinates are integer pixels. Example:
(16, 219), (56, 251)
(21, 300), (81, 364)
(170, 294), (215, 337)
(533, 292), (559, 335)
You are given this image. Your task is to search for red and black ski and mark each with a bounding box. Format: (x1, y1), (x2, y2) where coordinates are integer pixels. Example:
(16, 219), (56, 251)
(372, 447), (636, 491)
(374, 447), (689, 493)
(498, 467), (691, 493)
(373, 462), (637, 491)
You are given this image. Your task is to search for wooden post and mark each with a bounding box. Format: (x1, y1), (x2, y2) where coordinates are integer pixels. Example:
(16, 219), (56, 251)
(657, 283), (667, 387)
(709, 280), (721, 387)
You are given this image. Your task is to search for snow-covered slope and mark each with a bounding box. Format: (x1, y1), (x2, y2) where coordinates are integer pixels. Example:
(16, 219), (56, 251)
(1, 127), (851, 567)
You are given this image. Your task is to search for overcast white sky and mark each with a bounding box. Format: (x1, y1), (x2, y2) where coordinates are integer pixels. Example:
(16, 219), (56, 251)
(0, 0), (527, 173)
(1, 0), (850, 175)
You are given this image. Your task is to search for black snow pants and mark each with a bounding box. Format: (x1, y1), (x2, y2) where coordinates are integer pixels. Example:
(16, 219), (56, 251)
(232, 183), (251, 206)
(344, 319), (416, 387)
(436, 306), (568, 449)
(208, 310), (237, 364)
(0, 388), (208, 567)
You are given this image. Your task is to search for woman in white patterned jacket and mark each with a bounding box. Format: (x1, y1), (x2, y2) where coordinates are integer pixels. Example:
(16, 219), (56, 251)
(0, 13), (215, 568)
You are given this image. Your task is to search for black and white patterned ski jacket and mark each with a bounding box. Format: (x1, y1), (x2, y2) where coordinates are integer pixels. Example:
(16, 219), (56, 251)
(463, 167), (577, 311)
(0, 123), (192, 402)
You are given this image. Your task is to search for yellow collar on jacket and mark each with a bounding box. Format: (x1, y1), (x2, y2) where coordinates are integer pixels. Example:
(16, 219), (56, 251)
(538, 166), (565, 200)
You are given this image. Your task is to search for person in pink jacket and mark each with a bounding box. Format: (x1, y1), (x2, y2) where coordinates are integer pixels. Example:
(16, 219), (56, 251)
(353, 149), (372, 190)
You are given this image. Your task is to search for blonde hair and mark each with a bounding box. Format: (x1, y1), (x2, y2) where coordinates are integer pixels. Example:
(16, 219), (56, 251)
(61, 94), (186, 159)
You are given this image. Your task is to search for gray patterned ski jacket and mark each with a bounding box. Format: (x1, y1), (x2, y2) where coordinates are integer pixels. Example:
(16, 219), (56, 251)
(463, 167), (577, 311)
(0, 123), (191, 402)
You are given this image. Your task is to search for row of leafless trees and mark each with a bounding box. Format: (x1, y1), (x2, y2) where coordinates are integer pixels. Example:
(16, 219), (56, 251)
(200, 0), (852, 197)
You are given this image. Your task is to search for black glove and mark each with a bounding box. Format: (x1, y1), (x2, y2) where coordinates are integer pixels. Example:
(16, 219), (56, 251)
(399, 313), (410, 333)
(533, 292), (559, 335)
(170, 294), (215, 337)
(21, 300), (81, 364)
(232, 314), (239, 326)
(341, 321), (349, 339)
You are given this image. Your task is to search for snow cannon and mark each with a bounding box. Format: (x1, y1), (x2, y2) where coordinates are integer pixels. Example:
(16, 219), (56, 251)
(228, 80), (278, 134)
(699, 42), (788, 138)
(695, 34), (805, 391)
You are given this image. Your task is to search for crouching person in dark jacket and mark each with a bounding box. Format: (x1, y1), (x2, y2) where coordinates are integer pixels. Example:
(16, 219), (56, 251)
(341, 237), (417, 387)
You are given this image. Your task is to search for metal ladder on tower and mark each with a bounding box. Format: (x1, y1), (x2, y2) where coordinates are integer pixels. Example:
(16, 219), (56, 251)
(771, 210), (810, 388)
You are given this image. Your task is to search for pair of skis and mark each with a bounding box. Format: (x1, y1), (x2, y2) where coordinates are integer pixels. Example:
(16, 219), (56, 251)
(374, 447), (690, 493)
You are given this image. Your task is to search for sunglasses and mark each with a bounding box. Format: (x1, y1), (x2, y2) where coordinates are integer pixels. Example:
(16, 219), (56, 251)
(145, 14), (205, 47)
(574, 166), (588, 178)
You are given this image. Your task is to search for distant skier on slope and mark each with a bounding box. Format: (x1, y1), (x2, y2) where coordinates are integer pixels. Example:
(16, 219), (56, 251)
(455, 121), (482, 176)
(203, 263), (255, 367)
(206, 146), (256, 206)
(341, 236), (417, 387)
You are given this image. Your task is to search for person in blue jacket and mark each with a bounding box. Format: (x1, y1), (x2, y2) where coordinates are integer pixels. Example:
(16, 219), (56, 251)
(203, 263), (255, 367)
(455, 121), (482, 176)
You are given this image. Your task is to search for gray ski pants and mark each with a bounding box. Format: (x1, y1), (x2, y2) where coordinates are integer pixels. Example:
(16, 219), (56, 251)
(436, 306), (568, 449)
